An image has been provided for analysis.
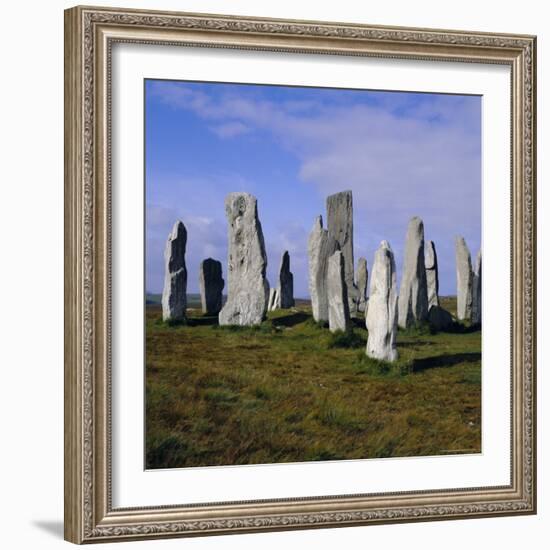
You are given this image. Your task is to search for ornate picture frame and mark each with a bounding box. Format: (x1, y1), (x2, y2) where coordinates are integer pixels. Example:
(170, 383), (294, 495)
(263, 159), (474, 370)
(64, 5), (536, 544)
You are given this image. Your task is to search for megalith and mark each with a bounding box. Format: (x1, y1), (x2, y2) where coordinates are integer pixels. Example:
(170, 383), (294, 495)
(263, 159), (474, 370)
(162, 220), (187, 322)
(425, 240), (440, 309)
(326, 191), (359, 314)
(471, 249), (482, 325)
(455, 236), (473, 321)
(327, 250), (351, 333)
(366, 241), (398, 362)
(218, 193), (269, 326)
(308, 215), (339, 322)
(356, 257), (368, 313)
(199, 258), (224, 315)
(276, 251), (294, 309)
(398, 217), (429, 328)
(268, 287), (278, 312)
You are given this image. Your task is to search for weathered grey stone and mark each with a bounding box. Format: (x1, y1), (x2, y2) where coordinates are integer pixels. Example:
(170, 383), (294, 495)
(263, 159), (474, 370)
(327, 190), (359, 313)
(398, 217), (429, 328)
(471, 249), (482, 325)
(327, 250), (351, 333)
(428, 305), (454, 331)
(268, 287), (278, 312)
(199, 258), (224, 315)
(455, 236), (473, 321)
(425, 240), (440, 309)
(276, 251), (294, 309)
(162, 221), (187, 321)
(366, 241), (398, 362)
(219, 193), (269, 326)
(308, 215), (339, 322)
(356, 257), (368, 313)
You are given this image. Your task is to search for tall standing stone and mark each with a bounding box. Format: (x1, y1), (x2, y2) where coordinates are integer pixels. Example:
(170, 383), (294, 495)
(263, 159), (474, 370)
(327, 250), (351, 333)
(199, 258), (224, 315)
(308, 215), (339, 322)
(425, 240), (440, 309)
(356, 257), (368, 313)
(219, 193), (269, 326)
(326, 191), (359, 314)
(398, 217), (429, 328)
(366, 241), (398, 362)
(276, 250), (294, 309)
(455, 236), (474, 321)
(471, 249), (482, 325)
(162, 220), (187, 322)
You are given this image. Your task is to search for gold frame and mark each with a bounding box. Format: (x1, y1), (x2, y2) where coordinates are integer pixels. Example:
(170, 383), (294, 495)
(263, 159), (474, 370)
(64, 5), (537, 544)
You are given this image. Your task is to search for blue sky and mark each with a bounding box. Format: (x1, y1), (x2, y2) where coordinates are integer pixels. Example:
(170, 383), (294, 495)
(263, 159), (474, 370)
(145, 79), (481, 297)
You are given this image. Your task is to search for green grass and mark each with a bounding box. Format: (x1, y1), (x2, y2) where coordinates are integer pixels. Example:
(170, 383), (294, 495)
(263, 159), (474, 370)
(145, 299), (481, 469)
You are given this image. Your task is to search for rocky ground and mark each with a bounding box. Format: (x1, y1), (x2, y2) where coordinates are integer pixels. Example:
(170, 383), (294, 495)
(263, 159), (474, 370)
(145, 296), (481, 469)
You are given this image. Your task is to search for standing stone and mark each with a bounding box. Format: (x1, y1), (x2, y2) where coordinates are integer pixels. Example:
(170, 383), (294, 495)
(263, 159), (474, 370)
(327, 250), (351, 333)
(366, 241), (398, 362)
(455, 236), (473, 321)
(326, 191), (359, 314)
(219, 193), (269, 326)
(356, 257), (368, 313)
(276, 251), (294, 309)
(308, 215), (339, 322)
(268, 287), (278, 312)
(161, 220), (187, 322)
(425, 240), (440, 309)
(398, 217), (429, 328)
(471, 249), (482, 325)
(199, 258), (224, 315)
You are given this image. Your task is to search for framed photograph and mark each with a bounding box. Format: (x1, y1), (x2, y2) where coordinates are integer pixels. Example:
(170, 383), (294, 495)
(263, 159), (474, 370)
(64, 5), (537, 544)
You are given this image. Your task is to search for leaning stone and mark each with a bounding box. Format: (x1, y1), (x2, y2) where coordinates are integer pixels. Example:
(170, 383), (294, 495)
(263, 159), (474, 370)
(162, 220), (187, 321)
(327, 190), (359, 314)
(471, 249), (482, 325)
(428, 305), (454, 331)
(455, 236), (473, 321)
(366, 241), (398, 362)
(199, 258), (224, 315)
(219, 193), (269, 326)
(276, 251), (295, 309)
(398, 217), (429, 328)
(425, 240), (440, 309)
(356, 257), (368, 313)
(327, 250), (351, 333)
(308, 215), (339, 322)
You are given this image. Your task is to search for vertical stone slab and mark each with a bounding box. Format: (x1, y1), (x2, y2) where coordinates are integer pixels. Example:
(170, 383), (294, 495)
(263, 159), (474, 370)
(327, 250), (351, 333)
(398, 217), (429, 328)
(356, 257), (368, 313)
(326, 190), (359, 313)
(277, 250), (295, 309)
(308, 215), (338, 322)
(162, 220), (187, 321)
(199, 258), (224, 315)
(219, 193), (269, 326)
(268, 287), (278, 312)
(425, 240), (440, 309)
(366, 241), (398, 362)
(471, 249), (482, 325)
(455, 236), (474, 321)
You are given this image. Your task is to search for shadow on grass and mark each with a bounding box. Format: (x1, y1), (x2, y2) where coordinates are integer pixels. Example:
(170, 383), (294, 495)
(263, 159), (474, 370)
(443, 322), (481, 334)
(188, 315), (219, 327)
(271, 311), (309, 327)
(411, 352), (481, 372)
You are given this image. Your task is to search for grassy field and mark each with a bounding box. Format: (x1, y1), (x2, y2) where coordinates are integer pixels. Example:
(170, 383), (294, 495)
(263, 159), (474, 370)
(145, 296), (481, 469)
